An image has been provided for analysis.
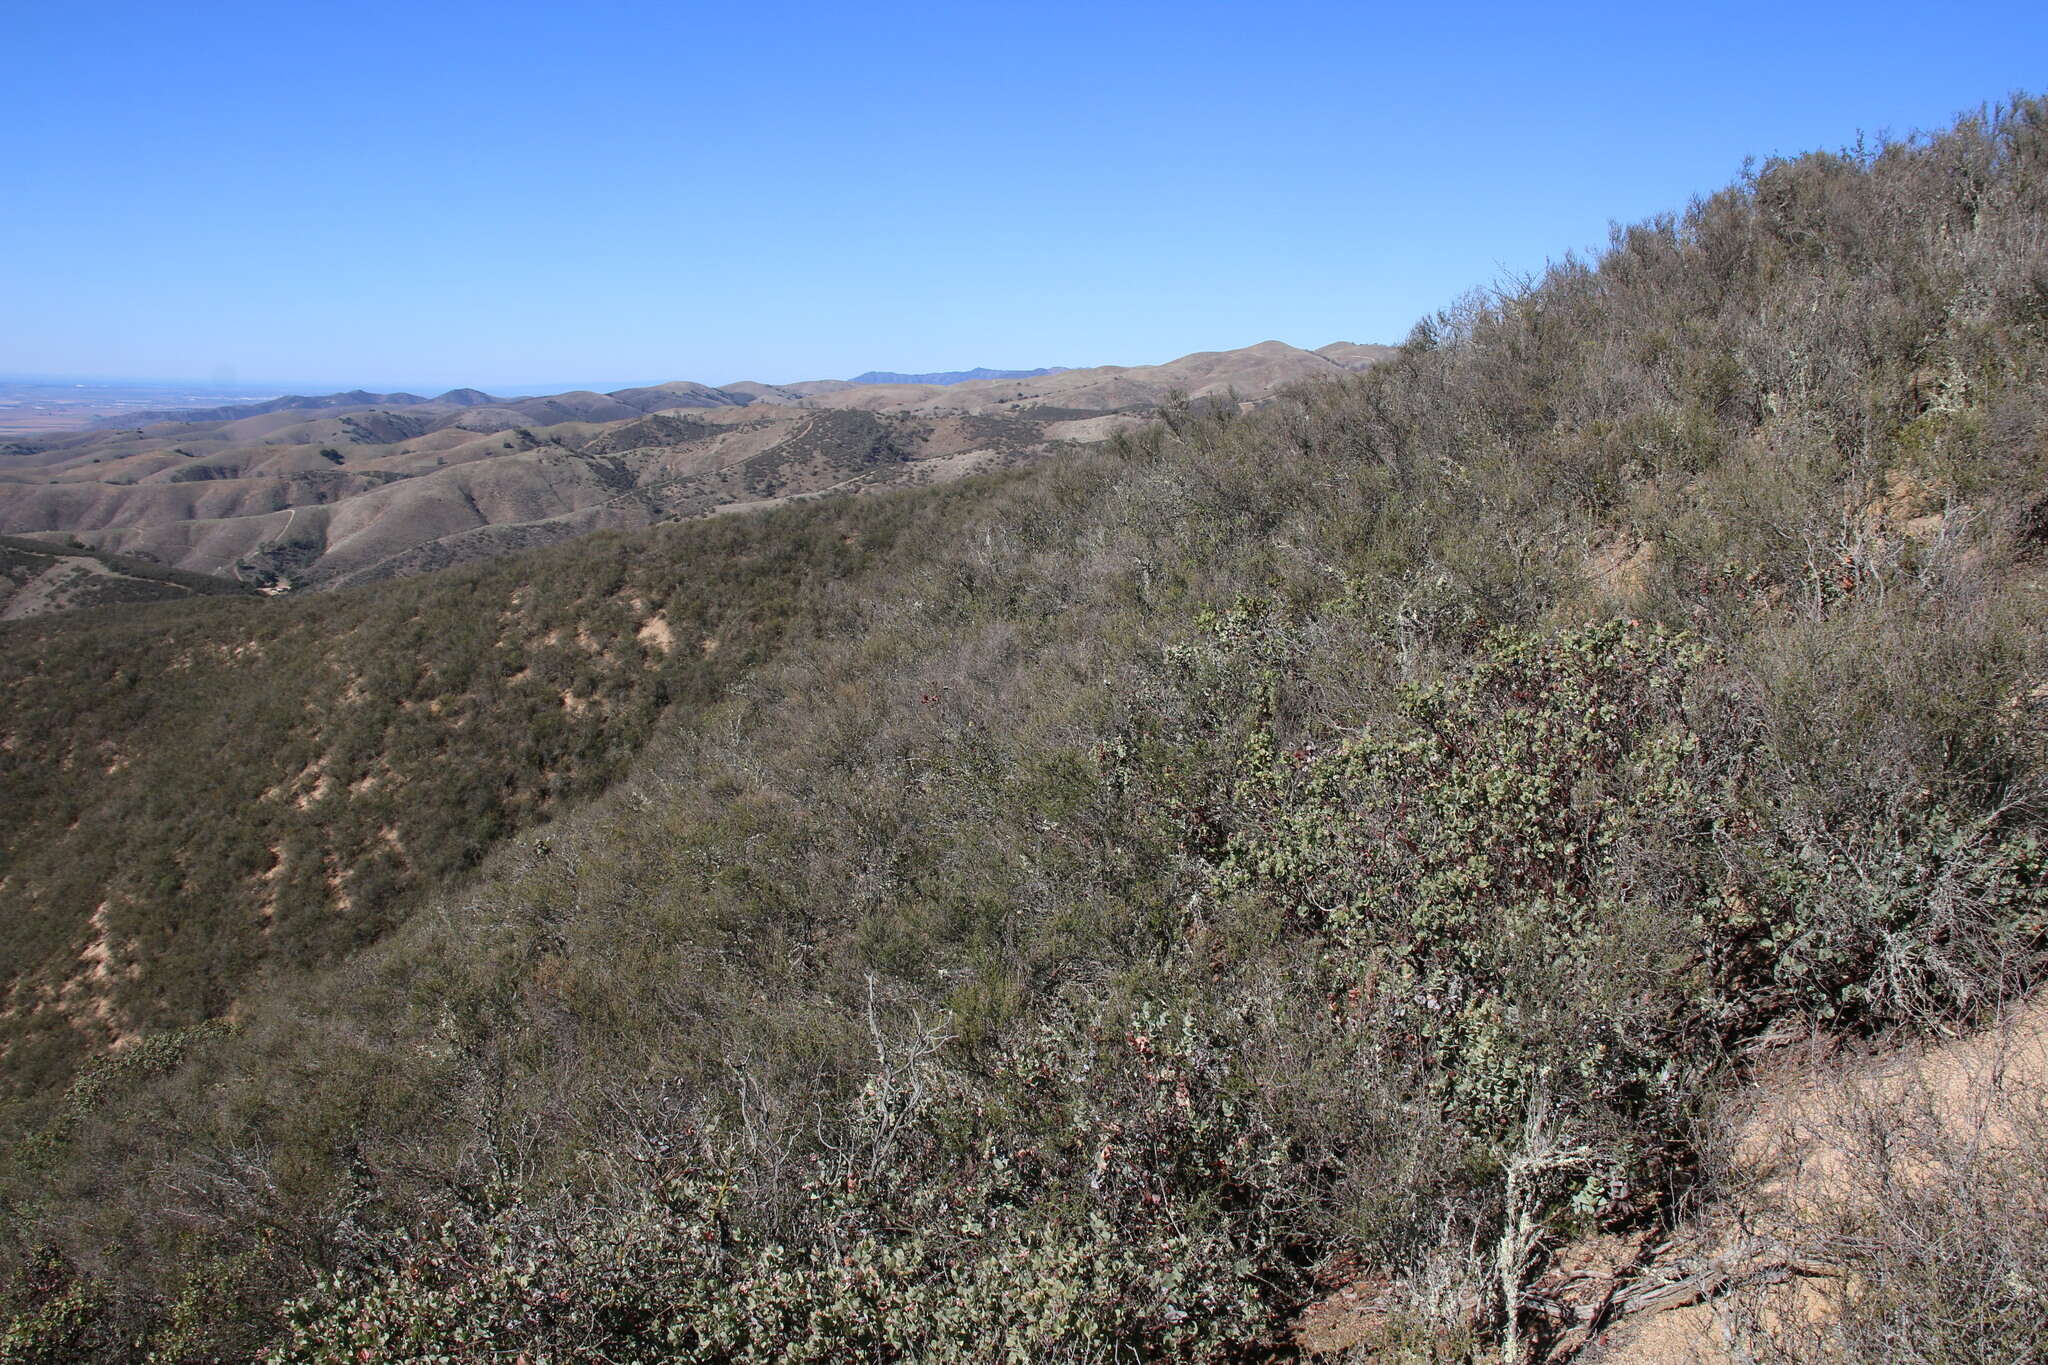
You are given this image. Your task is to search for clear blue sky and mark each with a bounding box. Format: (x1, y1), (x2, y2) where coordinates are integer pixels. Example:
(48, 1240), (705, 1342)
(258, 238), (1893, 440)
(6, 1), (2046, 393)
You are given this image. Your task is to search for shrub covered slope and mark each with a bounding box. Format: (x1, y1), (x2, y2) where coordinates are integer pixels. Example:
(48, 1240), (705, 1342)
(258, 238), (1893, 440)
(6, 101), (2048, 1361)
(0, 496), (944, 1100)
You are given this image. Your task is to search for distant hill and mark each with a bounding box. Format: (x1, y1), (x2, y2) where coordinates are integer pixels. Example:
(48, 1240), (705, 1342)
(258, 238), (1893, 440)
(92, 382), (756, 432)
(802, 339), (1397, 416)
(94, 389), (441, 427)
(0, 534), (253, 620)
(0, 341), (1392, 605)
(849, 366), (1069, 386)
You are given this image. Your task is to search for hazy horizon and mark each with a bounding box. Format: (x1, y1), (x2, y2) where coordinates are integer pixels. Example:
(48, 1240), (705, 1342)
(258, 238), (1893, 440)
(0, 360), (1103, 396)
(4, 355), (1190, 398)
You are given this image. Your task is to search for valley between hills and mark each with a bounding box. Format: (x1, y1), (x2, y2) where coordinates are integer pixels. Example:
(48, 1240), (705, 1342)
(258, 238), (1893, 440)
(0, 341), (1390, 604)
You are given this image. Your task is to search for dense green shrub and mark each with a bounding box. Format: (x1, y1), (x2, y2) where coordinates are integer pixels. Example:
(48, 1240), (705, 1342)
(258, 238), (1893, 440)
(263, 1011), (1305, 1363)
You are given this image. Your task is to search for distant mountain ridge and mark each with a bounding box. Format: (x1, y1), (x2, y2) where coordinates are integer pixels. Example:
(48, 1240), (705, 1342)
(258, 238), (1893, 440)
(94, 388), (480, 427)
(5, 341), (1393, 600)
(91, 384), (738, 430)
(92, 348), (1381, 433)
(848, 366), (1068, 386)
(102, 370), (1077, 427)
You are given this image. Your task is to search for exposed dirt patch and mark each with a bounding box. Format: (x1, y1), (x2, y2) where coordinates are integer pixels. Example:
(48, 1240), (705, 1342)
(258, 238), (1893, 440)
(636, 613), (675, 653)
(1580, 995), (2048, 1362)
(1294, 998), (2048, 1362)
(1586, 532), (1656, 603)
(262, 756), (324, 804)
(49, 902), (139, 1049)
(256, 845), (284, 932)
(1295, 1270), (1397, 1355)
(294, 770), (335, 810)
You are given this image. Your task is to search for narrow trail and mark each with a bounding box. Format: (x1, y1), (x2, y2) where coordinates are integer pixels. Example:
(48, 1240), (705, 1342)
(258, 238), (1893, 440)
(230, 504), (298, 586)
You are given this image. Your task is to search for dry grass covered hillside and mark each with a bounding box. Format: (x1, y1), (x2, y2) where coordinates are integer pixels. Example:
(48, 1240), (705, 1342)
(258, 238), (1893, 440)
(0, 342), (1389, 600)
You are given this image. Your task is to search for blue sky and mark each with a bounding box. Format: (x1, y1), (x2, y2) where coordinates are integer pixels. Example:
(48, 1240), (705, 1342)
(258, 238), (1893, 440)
(6, 1), (2046, 392)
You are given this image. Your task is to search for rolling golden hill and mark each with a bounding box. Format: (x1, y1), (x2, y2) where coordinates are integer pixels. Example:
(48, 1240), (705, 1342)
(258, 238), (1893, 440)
(0, 341), (1390, 604)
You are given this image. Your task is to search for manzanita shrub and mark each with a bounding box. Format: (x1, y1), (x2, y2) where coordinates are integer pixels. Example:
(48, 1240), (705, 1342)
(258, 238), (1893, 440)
(1211, 621), (1722, 1146)
(263, 1011), (1307, 1364)
(1176, 615), (2047, 1225)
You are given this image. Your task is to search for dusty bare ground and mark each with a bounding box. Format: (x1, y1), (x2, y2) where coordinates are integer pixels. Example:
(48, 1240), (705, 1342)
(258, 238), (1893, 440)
(1293, 995), (2048, 1362)
(1586, 995), (2048, 1363)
